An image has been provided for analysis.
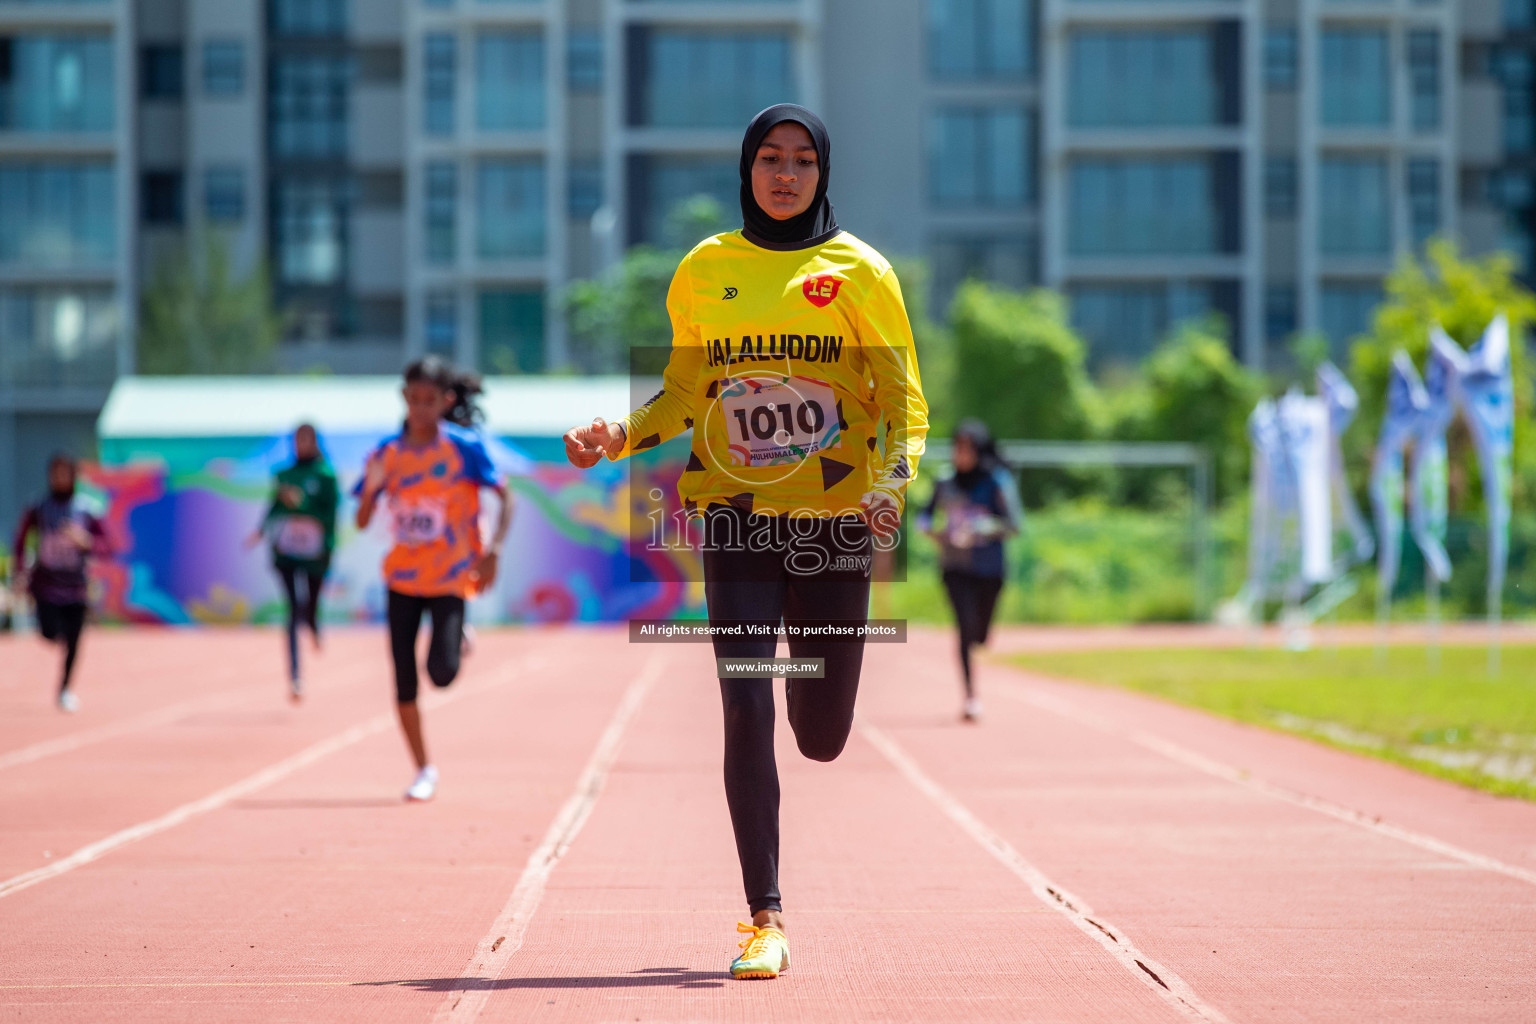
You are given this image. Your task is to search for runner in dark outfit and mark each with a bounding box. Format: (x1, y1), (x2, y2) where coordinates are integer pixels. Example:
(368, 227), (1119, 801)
(247, 424), (339, 701)
(564, 104), (928, 978)
(918, 420), (1022, 722)
(10, 454), (110, 712)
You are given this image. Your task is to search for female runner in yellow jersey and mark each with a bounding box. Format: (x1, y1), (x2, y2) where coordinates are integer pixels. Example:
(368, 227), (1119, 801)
(564, 104), (928, 979)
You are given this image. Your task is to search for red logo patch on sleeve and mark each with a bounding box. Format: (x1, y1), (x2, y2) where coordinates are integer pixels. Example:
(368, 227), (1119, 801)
(802, 275), (842, 308)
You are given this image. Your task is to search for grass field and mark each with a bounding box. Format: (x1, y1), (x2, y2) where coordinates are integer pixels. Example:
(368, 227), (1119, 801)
(1007, 644), (1536, 801)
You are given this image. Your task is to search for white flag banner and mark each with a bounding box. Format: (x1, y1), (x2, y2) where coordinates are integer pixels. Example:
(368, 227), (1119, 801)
(1245, 398), (1285, 599)
(1459, 313), (1516, 619)
(1279, 389), (1333, 584)
(1370, 352), (1428, 601)
(1412, 330), (1462, 583)
(1317, 361), (1375, 568)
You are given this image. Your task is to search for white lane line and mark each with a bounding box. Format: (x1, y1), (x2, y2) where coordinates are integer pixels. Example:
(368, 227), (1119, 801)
(0, 652), (547, 901)
(1000, 682), (1536, 890)
(858, 719), (1232, 1024)
(0, 715), (391, 900)
(431, 650), (666, 1024)
(0, 689), (263, 773)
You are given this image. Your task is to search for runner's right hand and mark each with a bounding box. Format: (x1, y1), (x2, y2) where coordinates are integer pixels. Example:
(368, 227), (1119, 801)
(564, 418), (623, 469)
(362, 454), (388, 497)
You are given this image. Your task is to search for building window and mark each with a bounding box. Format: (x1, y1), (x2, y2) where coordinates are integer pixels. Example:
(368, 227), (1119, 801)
(1264, 157), (1297, 218)
(476, 159), (545, 260)
(203, 166), (246, 221)
(425, 290), (457, 356)
(140, 44), (184, 100)
(931, 235), (1033, 307)
(1320, 281), (1381, 347)
(1264, 27), (1297, 91)
(930, 107), (1031, 208)
(1408, 158), (1440, 249)
(627, 155), (735, 245)
(1068, 27), (1235, 128)
(475, 31), (545, 131)
(0, 35), (115, 131)
(1488, 169), (1535, 271)
(1493, 49), (1534, 156)
(425, 161), (457, 265)
(1320, 28), (1389, 127)
(1319, 156), (1389, 255)
(568, 30), (602, 92)
(0, 287), (119, 388)
(928, 0), (1031, 81)
(479, 288), (545, 373)
(270, 55), (349, 159)
(1070, 281), (1234, 366)
(274, 177), (346, 284)
(423, 34), (455, 136)
(628, 28), (792, 129)
(270, 0), (346, 39)
(568, 159), (602, 220)
(141, 171), (184, 225)
(202, 40), (245, 97)
(1264, 285), (1297, 346)
(1069, 156), (1238, 257)
(1408, 30), (1440, 132)
(0, 162), (115, 266)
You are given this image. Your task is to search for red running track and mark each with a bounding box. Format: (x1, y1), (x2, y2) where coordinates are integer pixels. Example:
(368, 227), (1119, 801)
(1, 625), (1534, 1022)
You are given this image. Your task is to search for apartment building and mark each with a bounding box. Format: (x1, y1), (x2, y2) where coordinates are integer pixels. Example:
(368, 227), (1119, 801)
(1, 0), (1532, 529)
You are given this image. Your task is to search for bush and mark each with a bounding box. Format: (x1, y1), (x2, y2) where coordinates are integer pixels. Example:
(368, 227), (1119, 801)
(949, 283), (1099, 442)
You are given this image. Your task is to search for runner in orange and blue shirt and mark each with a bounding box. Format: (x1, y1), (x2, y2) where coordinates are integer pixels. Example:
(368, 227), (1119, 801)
(355, 357), (512, 802)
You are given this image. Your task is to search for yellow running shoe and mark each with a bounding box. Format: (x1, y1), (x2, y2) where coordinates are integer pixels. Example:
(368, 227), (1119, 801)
(731, 921), (790, 979)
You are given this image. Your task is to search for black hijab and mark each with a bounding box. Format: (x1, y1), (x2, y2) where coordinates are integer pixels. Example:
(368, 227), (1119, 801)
(952, 418), (1000, 490)
(739, 104), (841, 251)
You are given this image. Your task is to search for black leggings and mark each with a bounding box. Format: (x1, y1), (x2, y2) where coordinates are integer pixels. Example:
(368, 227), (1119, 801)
(941, 569), (1004, 698)
(702, 507), (872, 915)
(277, 563), (326, 682)
(386, 590), (465, 704)
(35, 600), (86, 695)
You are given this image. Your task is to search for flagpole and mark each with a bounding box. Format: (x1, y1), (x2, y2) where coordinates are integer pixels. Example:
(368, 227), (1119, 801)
(1425, 566), (1440, 674)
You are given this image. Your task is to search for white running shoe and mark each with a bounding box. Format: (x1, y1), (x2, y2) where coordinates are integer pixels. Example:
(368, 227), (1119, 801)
(289, 677), (304, 703)
(405, 764), (438, 802)
(962, 697), (982, 722)
(58, 691), (80, 713)
(460, 624), (476, 658)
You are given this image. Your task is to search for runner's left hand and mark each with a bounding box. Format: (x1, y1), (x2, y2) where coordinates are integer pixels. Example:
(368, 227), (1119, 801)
(858, 492), (901, 539)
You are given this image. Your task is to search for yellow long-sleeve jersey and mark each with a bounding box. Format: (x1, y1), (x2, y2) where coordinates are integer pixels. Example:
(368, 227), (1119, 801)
(611, 229), (928, 518)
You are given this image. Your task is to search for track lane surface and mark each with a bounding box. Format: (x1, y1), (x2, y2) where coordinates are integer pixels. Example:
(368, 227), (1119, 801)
(2, 625), (1534, 1022)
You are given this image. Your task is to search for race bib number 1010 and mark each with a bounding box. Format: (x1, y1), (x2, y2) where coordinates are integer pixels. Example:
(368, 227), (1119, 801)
(721, 376), (842, 468)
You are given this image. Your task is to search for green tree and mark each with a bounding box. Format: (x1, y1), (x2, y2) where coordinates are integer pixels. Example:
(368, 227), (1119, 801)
(887, 259), (954, 439)
(565, 246), (680, 373)
(1120, 318), (1263, 501)
(138, 231), (284, 374)
(564, 195), (732, 373)
(1348, 239), (1536, 506)
(948, 282), (1099, 441)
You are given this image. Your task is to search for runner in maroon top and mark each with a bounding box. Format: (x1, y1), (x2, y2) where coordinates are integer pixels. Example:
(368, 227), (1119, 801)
(10, 454), (111, 712)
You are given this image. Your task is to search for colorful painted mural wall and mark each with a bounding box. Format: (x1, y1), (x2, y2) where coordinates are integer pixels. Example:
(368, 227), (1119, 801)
(87, 433), (703, 626)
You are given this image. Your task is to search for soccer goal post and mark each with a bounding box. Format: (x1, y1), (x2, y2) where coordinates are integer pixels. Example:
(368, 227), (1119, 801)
(922, 440), (1216, 621)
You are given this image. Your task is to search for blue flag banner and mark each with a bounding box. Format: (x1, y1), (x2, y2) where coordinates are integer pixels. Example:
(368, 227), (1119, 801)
(1371, 351), (1428, 601)
(1412, 330), (1463, 583)
(1458, 313), (1516, 620)
(1318, 361), (1375, 570)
